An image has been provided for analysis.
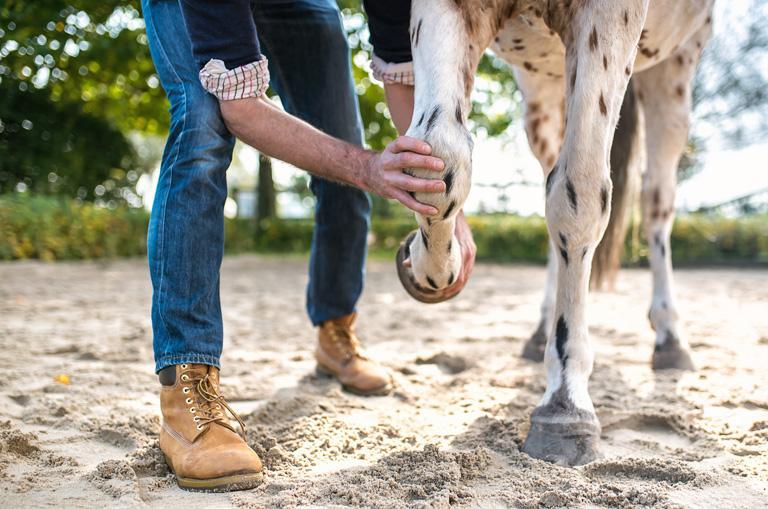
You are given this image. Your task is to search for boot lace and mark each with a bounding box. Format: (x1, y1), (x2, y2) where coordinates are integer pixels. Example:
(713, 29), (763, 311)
(180, 365), (246, 439)
(327, 325), (366, 363)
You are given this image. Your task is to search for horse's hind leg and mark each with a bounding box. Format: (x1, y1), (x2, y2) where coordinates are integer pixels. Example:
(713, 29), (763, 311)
(513, 71), (566, 362)
(634, 23), (711, 370)
(521, 1), (648, 466)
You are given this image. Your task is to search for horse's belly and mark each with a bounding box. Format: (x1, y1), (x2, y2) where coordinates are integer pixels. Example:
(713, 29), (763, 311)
(490, 0), (713, 77)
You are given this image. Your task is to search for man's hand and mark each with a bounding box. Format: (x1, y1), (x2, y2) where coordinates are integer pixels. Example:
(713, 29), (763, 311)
(360, 136), (446, 216)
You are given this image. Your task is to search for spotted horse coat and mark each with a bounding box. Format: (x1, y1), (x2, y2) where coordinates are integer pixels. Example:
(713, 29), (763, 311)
(396, 0), (714, 466)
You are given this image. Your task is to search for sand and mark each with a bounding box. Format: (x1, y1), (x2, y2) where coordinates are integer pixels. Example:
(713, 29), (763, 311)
(1, 255), (766, 508)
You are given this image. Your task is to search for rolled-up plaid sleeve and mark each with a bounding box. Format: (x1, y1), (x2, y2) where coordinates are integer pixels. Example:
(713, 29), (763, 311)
(179, 0), (270, 100)
(363, 0), (413, 85)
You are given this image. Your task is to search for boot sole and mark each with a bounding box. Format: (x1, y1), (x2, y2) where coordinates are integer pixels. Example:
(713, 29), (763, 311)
(315, 364), (393, 396)
(164, 454), (263, 492)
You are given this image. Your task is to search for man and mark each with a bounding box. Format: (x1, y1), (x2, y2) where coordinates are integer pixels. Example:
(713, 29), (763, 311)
(142, 0), (474, 492)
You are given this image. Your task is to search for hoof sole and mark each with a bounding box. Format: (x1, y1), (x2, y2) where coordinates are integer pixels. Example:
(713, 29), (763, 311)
(395, 230), (457, 304)
(652, 345), (695, 371)
(522, 416), (602, 466)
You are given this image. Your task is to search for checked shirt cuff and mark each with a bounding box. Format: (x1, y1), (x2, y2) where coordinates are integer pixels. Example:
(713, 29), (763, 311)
(199, 57), (270, 101)
(371, 53), (414, 86)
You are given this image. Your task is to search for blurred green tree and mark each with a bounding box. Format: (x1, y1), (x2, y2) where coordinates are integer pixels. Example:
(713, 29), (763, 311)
(0, 1), (166, 202)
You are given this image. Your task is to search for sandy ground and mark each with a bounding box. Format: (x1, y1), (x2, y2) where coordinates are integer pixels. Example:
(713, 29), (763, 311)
(1, 255), (767, 508)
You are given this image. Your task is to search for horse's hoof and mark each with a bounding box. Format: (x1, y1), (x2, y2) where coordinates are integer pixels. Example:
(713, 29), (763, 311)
(521, 323), (547, 362)
(395, 230), (456, 304)
(652, 340), (695, 371)
(522, 407), (602, 466)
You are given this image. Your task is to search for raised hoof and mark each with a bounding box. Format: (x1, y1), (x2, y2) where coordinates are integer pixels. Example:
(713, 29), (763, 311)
(522, 412), (602, 467)
(395, 230), (457, 304)
(521, 323), (547, 362)
(652, 341), (695, 371)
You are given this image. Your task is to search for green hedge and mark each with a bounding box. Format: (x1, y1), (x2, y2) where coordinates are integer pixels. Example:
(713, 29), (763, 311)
(0, 195), (148, 260)
(1, 195), (767, 265)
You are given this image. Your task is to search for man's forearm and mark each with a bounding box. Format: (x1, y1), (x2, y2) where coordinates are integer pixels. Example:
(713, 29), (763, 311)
(220, 96), (371, 189)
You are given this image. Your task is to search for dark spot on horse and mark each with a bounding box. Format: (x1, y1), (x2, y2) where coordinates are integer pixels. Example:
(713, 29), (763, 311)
(421, 228), (429, 250)
(455, 100), (462, 123)
(425, 105), (441, 136)
(443, 200), (456, 219)
(601, 186), (608, 214)
(560, 247), (569, 266)
(625, 65), (631, 76)
(603, 55), (608, 70)
(570, 65), (577, 90)
(676, 55), (685, 66)
(555, 315), (569, 366)
(426, 276), (438, 289)
(566, 178), (578, 212)
(582, 247), (588, 259)
(652, 188), (660, 206)
(416, 111), (425, 127)
(513, 38), (523, 44)
(675, 84), (685, 98)
(660, 242), (666, 258)
(426, 217), (432, 226)
(589, 27), (598, 52)
(623, 10), (629, 25)
(448, 272), (455, 285)
(640, 47), (660, 59)
(546, 164), (559, 196)
(413, 19), (422, 46)
(515, 45), (526, 51)
(599, 93), (607, 116)
(524, 61), (534, 71)
(559, 232), (567, 247)
(443, 170), (454, 195)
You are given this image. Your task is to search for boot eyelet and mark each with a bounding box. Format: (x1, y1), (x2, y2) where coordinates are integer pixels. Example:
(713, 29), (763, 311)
(196, 425), (203, 430)
(181, 364), (188, 369)
(181, 374), (189, 381)
(185, 398), (193, 404)
(182, 387), (190, 394)
(189, 408), (196, 413)
(193, 416), (200, 422)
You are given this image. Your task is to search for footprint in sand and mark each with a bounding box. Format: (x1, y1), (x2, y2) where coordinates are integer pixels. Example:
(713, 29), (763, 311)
(601, 414), (697, 458)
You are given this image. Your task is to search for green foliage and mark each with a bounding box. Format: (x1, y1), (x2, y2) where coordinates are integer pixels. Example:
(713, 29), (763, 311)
(4, 196), (767, 266)
(0, 1), (167, 199)
(0, 77), (140, 200)
(0, 194), (147, 260)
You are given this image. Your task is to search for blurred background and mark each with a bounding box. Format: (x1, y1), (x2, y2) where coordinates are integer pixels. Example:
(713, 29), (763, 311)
(1, 0), (767, 265)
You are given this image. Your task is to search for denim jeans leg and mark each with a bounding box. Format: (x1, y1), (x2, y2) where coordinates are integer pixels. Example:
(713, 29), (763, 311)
(142, 0), (235, 372)
(254, 0), (372, 326)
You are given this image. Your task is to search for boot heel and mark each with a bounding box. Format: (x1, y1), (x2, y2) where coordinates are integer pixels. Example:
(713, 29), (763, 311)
(315, 364), (334, 378)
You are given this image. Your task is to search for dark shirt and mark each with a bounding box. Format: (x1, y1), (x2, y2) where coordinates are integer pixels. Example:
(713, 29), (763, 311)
(178, 0), (413, 70)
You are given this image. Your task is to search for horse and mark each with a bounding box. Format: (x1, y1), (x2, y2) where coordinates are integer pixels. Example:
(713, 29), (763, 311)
(394, 0), (714, 465)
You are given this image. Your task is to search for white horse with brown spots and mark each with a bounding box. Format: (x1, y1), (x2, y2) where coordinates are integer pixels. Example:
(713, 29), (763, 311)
(395, 0), (713, 465)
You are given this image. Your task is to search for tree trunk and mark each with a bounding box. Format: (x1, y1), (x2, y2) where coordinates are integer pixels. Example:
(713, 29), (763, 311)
(257, 153), (276, 223)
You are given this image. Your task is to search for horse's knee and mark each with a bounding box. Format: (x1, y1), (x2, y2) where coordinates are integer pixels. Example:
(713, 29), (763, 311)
(545, 163), (612, 255)
(406, 102), (473, 218)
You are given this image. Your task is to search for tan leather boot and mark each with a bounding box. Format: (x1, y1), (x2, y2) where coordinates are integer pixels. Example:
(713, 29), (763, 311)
(315, 313), (393, 396)
(159, 363), (263, 491)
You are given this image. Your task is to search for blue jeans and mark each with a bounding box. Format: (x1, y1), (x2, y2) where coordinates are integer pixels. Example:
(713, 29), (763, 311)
(142, 0), (371, 373)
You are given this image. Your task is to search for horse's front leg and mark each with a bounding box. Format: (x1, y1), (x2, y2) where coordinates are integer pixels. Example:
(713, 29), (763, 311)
(521, 1), (648, 466)
(396, 0), (493, 300)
